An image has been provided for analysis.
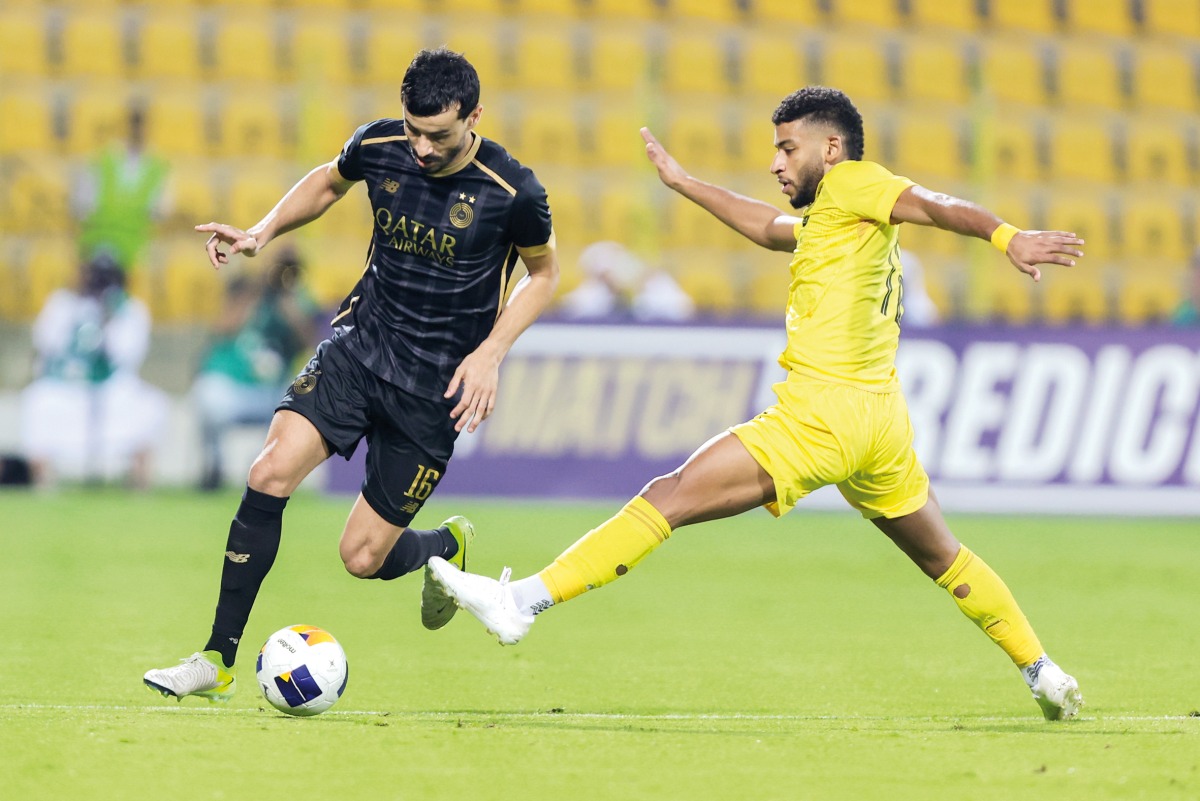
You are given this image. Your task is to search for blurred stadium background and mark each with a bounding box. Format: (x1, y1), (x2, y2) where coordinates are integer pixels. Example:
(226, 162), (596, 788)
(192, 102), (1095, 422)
(0, 0), (1198, 512)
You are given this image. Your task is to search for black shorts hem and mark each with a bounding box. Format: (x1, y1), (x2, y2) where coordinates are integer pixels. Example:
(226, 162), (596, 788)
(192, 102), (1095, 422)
(274, 402), (347, 459)
(361, 484), (417, 528)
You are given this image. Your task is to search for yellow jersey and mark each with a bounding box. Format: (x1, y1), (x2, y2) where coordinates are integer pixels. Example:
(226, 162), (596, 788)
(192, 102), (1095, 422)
(781, 159), (914, 392)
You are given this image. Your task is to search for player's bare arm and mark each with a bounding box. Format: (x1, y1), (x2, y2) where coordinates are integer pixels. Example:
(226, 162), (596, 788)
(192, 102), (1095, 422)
(195, 161), (357, 269)
(641, 127), (799, 252)
(445, 246), (560, 434)
(890, 185), (1085, 282)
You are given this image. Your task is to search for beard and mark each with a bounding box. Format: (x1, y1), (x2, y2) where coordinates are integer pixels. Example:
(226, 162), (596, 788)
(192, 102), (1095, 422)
(787, 162), (825, 209)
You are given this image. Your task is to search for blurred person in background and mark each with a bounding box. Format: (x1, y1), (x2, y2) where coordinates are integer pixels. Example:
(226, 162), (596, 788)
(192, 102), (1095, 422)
(430, 87), (1087, 722)
(559, 240), (695, 322)
(73, 105), (170, 273)
(1171, 247), (1200, 327)
(897, 249), (939, 328)
(192, 246), (319, 492)
(20, 254), (168, 488)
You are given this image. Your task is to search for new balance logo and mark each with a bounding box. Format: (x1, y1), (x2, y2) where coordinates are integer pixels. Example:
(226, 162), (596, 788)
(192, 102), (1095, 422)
(401, 501), (420, 514)
(225, 551), (250, 564)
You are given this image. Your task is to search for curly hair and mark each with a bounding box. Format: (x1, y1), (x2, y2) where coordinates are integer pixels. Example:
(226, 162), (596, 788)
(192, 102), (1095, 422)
(771, 87), (865, 160)
(401, 47), (481, 119)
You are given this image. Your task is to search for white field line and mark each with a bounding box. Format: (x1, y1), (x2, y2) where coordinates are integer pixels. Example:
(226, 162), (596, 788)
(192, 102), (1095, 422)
(0, 704), (1196, 723)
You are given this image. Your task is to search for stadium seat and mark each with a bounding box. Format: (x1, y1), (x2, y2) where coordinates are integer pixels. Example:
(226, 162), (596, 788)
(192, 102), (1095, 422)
(825, 0), (902, 29)
(747, 0), (822, 24)
(1039, 264), (1111, 324)
(667, 194), (740, 249)
(294, 88), (357, 162)
(297, 236), (367, 309)
(734, 116), (782, 174)
(142, 86), (209, 159)
(668, 249), (739, 313)
(984, 273), (1034, 323)
(514, 0), (584, 17)
(897, 35), (971, 105)
(973, 112), (1044, 184)
(0, 88), (56, 156)
(1141, 0), (1200, 39)
(209, 13), (282, 83)
(228, 163), (298, 229)
(1130, 44), (1197, 113)
(545, 184), (588, 248)
(1, 161), (70, 236)
(512, 21), (581, 93)
(584, 25), (652, 91)
(986, 0), (1060, 34)
(1120, 192), (1189, 261)
(360, 18), (424, 86)
(907, 0), (980, 32)
(1045, 116), (1120, 184)
(1124, 116), (1193, 187)
(738, 28), (810, 102)
(898, 217), (968, 258)
(214, 95), (292, 159)
(130, 9), (203, 81)
(168, 162), (220, 231)
(596, 182), (661, 251)
(662, 108), (733, 172)
(978, 37), (1050, 105)
(668, 0), (741, 23)
(590, 106), (650, 167)
(0, 6), (49, 77)
(816, 33), (893, 102)
(63, 85), (133, 157)
(660, 27), (733, 96)
(1042, 190), (1115, 260)
(430, 0), (509, 13)
(1052, 39), (1124, 110)
(1115, 264), (1183, 325)
(1060, 0), (1134, 37)
(515, 105), (585, 166)
(158, 237), (224, 322)
(26, 238), (78, 318)
(890, 110), (969, 182)
(318, 183), (373, 241)
(584, 0), (659, 19)
(284, 14), (355, 87)
(56, 9), (127, 79)
(442, 28), (509, 91)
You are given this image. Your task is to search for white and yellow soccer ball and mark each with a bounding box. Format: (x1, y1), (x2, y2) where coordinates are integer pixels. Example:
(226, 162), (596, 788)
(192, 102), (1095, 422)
(256, 625), (348, 716)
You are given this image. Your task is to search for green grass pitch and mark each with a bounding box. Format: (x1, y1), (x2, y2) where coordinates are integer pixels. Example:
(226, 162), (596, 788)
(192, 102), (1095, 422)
(2, 488), (1198, 800)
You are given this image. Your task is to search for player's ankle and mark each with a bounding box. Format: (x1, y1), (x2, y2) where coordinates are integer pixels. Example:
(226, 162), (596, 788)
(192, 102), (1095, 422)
(509, 575), (554, 617)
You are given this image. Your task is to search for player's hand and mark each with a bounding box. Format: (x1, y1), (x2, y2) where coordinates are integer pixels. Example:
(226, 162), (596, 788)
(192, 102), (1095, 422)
(445, 346), (501, 434)
(1006, 230), (1084, 282)
(195, 222), (261, 269)
(641, 127), (688, 190)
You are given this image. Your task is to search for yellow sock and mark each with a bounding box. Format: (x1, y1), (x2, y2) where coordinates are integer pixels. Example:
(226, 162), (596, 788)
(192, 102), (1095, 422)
(935, 545), (1044, 668)
(538, 496), (672, 604)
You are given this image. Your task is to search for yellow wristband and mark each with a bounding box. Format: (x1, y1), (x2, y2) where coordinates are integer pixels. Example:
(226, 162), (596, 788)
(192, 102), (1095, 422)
(990, 223), (1020, 254)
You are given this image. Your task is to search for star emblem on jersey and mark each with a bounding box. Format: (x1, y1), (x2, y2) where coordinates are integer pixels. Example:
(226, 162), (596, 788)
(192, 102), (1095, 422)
(382, 178), (400, 193)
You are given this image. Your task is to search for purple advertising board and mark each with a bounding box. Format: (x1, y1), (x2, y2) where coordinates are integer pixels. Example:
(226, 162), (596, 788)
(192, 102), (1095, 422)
(327, 321), (1200, 516)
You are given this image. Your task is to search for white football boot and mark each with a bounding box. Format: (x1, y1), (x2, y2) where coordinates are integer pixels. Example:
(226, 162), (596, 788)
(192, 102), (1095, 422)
(1028, 658), (1084, 720)
(143, 651), (236, 702)
(421, 516), (476, 630)
(426, 557), (534, 645)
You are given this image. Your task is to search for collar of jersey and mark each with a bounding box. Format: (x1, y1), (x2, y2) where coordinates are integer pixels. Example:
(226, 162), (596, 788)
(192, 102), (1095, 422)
(427, 132), (483, 178)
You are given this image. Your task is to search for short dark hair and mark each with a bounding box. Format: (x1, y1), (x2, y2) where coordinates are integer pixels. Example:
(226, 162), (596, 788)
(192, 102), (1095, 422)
(401, 47), (481, 119)
(772, 86), (865, 160)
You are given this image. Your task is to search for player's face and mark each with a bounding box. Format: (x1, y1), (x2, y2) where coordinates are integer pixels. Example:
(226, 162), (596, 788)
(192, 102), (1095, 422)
(770, 119), (840, 209)
(403, 104), (482, 173)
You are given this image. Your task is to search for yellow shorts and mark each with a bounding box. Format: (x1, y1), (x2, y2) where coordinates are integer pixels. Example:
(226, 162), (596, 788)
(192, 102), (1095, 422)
(730, 374), (929, 519)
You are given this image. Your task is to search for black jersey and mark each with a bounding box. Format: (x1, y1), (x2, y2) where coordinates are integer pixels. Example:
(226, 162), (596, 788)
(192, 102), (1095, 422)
(331, 118), (553, 401)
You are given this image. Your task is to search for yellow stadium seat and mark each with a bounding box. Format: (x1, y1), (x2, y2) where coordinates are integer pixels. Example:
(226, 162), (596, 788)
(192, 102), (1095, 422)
(585, 25), (652, 92)
(26, 239), (79, 318)
(1130, 44), (1197, 113)
(158, 237), (223, 322)
(746, 262), (790, 316)
(228, 164), (298, 228)
(748, 0), (822, 24)
(1060, 0), (1134, 37)
(662, 109), (733, 172)
(215, 96), (292, 159)
(361, 17), (425, 86)
(431, 0), (509, 13)
(817, 33), (892, 102)
(1046, 117), (1119, 184)
(978, 37), (1049, 106)
(1040, 265), (1110, 324)
(295, 236), (365, 310)
(512, 21), (580, 93)
(826, 0), (902, 28)
(295, 88), (357, 162)
(739, 28), (810, 101)
(597, 182), (661, 252)
(544, 184), (588, 246)
(131, 9), (202, 81)
(988, 0), (1059, 34)
(516, 106), (584, 166)
(973, 113), (1043, 184)
(668, 249), (738, 313)
(1125, 116), (1193, 187)
(1116, 264), (1184, 325)
(590, 107), (649, 167)
(734, 116), (782, 175)
(585, 0), (659, 19)
(64, 85), (133, 157)
(285, 14), (355, 86)
(1043, 190), (1115, 260)
(515, 0), (584, 17)
(0, 88), (56, 156)
(57, 9), (126, 79)
(908, 0), (980, 31)
(1053, 39), (1124, 110)
(1, 161), (70, 236)
(1121, 193), (1189, 261)
(667, 194), (740, 249)
(168, 163), (219, 230)
(899, 218), (968, 258)
(984, 274), (1034, 323)
(980, 187), (1040, 232)
(668, 0), (741, 23)
(442, 28), (508, 91)
(210, 13), (281, 83)
(661, 27), (732, 96)
(318, 184), (372, 240)
(0, 6), (49, 77)
(1142, 0), (1200, 39)
(898, 36), (970, 105)
(891, 110), (968, 182)
(143, 86), (209, 159)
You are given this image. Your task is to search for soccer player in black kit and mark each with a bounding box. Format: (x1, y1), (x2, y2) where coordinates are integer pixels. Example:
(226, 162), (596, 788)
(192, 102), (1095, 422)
(144, 48), (559, 702)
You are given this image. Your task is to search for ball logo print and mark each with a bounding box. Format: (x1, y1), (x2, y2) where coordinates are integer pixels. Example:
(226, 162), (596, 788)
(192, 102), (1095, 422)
(256, 625), (348, 716)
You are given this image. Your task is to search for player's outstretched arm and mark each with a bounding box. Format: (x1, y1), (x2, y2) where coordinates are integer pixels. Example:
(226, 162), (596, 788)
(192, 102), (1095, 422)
(195, 161), (356, 269)
(890, 185), (1085, 282)
(641, 128), (798, 253)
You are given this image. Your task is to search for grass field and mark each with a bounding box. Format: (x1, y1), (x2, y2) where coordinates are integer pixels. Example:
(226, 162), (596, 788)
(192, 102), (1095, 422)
(2, 488), (1198, 801)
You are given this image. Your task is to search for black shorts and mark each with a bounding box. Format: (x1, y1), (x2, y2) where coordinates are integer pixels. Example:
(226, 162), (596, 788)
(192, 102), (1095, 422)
(277, 337), (458, 527)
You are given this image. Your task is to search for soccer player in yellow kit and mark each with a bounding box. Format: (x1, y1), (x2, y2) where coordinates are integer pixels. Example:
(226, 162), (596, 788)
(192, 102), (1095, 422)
(430, 87), (1086, 720)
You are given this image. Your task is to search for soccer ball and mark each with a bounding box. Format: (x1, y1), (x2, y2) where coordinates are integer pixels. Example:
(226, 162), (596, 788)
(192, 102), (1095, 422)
(256, 625), (348, 717)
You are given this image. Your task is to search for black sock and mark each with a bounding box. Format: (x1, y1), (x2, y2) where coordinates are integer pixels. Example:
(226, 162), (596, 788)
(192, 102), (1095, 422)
(368, 526), (458, 580)
(203, 487), (288, 667)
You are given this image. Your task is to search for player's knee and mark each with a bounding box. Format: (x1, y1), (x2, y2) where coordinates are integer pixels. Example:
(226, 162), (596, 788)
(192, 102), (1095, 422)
(247, 451), (297, 497)
(640, 472), (683, 519)
(340, 548), (382, 579)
